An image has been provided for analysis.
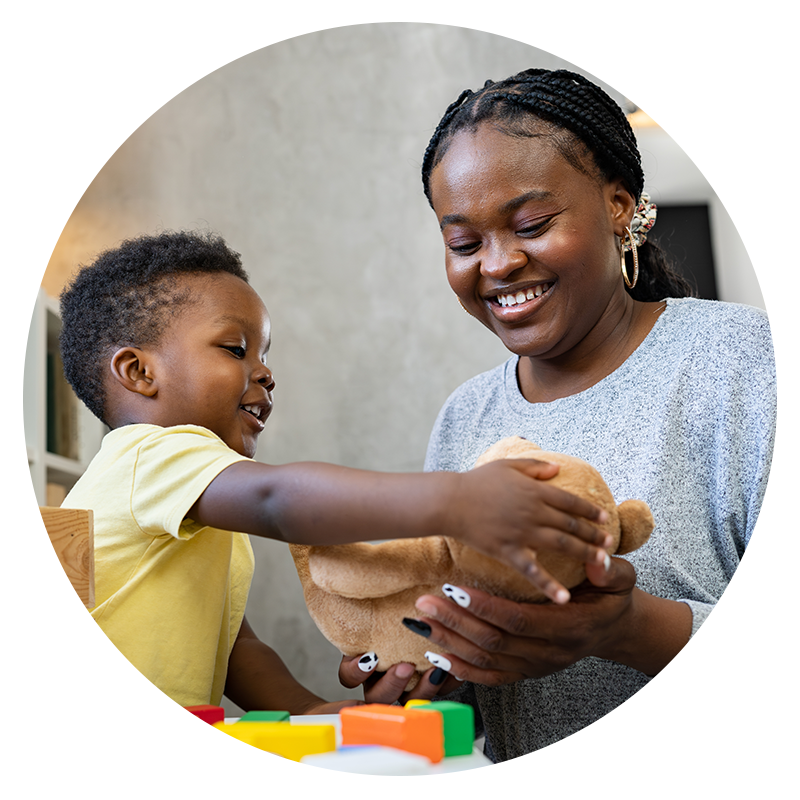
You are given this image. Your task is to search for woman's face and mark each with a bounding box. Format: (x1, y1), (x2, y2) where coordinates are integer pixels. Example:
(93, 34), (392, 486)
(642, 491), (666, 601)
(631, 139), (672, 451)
(428, 123), (635, 363)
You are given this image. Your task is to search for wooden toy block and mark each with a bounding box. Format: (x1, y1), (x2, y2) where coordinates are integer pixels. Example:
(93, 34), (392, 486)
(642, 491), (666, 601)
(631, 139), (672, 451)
(97, 705), (225, 739)
(417, 701), (475, 757)
(302, 745), (432, 775)
(238, 710), (290, 722)
(213, 722), (335, 761)
(31, 507), (94, 613)
(31, 722), (105, 778)
(340, 704), (444, 763)
(31, 678), (78, 739)
(31, 616), (97, 719)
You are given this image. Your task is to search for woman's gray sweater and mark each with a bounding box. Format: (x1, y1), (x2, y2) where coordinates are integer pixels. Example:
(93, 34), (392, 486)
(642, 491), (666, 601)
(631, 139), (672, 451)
(424, 297), (776, 761)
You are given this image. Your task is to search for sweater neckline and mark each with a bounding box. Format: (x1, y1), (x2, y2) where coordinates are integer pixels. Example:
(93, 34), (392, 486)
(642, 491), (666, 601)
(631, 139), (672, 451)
(503, 297), (684, 411)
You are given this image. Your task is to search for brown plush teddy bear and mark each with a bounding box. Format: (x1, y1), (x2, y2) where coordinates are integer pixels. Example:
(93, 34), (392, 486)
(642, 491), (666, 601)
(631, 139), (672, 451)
(290, 436), (654, 687)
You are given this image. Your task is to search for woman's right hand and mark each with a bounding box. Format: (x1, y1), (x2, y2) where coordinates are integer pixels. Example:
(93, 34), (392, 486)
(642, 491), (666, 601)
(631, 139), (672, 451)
(447, 458), (613, 604)
(338, 655), (463, 705)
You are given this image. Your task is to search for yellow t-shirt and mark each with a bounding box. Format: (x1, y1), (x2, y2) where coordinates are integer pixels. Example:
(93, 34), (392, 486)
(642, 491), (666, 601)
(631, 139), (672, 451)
(64, 424), (255, 707)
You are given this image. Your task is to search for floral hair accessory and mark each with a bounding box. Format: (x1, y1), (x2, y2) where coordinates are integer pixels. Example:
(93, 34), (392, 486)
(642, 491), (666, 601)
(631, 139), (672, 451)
(628, 192), (657, 248)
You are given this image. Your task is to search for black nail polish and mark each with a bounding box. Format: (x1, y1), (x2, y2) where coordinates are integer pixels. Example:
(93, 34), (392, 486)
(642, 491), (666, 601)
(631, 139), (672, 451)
(402, 618), (432, 637)
(430, 667), (448, 685)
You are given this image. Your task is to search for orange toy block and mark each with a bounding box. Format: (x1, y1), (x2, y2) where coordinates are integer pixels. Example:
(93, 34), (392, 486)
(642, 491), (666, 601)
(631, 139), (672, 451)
(340, 704), (444, 763)
(185, 704), (225, 725)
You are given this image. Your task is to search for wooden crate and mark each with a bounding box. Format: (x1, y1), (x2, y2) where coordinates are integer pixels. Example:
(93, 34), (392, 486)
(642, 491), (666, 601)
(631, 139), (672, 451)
(31, 508), (97, 719)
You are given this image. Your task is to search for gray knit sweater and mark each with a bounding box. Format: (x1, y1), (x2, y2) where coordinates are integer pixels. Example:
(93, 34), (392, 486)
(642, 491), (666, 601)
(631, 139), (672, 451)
(424, 297), (776, 761)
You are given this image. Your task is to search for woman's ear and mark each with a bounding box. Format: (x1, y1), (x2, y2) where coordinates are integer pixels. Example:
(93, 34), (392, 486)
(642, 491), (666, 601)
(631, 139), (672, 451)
(109, 347), (158, 397)
(608, 178), (637, 236)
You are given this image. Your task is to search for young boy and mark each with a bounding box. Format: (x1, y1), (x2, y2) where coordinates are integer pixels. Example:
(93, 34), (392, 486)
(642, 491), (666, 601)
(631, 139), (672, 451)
(59, 230), (611, 713)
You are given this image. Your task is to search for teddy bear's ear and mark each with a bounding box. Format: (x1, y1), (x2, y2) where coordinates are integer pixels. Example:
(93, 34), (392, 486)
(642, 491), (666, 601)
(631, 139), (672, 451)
(474, 436), (542, 467)
(615, 500), (655, 555)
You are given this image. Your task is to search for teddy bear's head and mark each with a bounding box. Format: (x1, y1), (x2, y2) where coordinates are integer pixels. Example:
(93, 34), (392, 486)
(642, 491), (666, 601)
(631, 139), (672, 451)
(290, 436), (654, 686)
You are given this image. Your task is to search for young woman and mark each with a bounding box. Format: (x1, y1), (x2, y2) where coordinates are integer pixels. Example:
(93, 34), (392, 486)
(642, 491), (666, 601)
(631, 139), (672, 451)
(342, 69), (776, 762)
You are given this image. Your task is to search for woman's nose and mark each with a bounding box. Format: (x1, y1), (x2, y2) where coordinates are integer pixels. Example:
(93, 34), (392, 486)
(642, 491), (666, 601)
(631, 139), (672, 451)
(480, 241), (528, 279)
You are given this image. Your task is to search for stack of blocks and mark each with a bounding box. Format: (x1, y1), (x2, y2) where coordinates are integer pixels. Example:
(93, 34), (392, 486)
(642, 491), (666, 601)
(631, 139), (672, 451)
(31, 508), (104, 777)
(98, 701), (475, 782)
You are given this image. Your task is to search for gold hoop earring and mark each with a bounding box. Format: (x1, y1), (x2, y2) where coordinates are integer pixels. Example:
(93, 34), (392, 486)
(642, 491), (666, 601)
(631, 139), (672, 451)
(620, 226), (639, 290)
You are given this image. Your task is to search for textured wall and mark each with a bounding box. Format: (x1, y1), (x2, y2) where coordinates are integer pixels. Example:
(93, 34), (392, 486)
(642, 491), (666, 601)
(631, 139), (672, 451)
(39, 23), (760, 712)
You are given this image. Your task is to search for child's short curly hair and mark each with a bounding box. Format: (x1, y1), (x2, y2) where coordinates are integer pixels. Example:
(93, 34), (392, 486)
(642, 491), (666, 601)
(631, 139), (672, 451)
(59, 229), (249, 425)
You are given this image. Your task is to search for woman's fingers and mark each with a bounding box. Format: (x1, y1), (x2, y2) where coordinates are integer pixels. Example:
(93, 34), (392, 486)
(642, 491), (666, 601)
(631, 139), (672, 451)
(499, 546), (571, 604)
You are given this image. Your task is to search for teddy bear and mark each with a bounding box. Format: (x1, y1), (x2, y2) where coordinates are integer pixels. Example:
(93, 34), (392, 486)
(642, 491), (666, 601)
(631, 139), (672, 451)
(290, 436), (654, 687)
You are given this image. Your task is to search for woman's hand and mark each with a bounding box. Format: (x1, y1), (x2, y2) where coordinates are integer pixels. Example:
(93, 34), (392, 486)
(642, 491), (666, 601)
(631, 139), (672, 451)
(404, 558), (693, 684)
(338, 655), (463, 705)
(450, 459), (613, 604)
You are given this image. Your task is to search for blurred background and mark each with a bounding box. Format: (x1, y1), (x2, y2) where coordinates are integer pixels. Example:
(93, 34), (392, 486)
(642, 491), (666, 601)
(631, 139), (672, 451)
(25, 22), (764, 713)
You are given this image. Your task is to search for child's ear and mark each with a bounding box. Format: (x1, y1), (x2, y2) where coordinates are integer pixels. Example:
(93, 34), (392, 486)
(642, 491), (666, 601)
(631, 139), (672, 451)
(608, 178), (637, 235)
(109, 347), (158, 397)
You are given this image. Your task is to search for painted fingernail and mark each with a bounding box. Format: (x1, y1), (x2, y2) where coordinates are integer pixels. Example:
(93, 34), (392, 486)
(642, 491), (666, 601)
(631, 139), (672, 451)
(357, 652), (379, 673)
(402, 618), (432, 637)
(425, 652), (452, 672)
(430, 667), (448, 685)
(442, 583), (471, 608)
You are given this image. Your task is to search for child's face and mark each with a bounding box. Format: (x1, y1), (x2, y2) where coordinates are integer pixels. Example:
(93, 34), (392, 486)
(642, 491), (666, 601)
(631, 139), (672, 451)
(148, 272), (274, 458)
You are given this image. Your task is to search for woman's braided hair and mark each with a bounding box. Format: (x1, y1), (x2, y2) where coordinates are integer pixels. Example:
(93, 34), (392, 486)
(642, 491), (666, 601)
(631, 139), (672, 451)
(421, 69), (694, 302)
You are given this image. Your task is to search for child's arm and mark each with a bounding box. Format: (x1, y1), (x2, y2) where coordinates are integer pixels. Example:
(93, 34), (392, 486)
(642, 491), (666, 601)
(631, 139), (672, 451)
(190, 458), (611, 604)
(224, 616), (360, 714)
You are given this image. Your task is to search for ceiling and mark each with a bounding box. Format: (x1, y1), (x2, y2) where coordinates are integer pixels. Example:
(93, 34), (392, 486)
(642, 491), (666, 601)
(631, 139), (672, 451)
(619, 16), (767, 110)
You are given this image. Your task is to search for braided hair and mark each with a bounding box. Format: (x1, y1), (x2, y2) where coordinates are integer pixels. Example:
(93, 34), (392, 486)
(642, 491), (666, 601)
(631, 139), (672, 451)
(59, 229), (249, 425)
(421, 69), (693, 302)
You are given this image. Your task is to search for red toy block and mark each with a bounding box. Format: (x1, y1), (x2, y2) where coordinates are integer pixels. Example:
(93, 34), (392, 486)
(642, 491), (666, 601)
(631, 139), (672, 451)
(340, 704), (444, 763)
(97, 706), (225, 739)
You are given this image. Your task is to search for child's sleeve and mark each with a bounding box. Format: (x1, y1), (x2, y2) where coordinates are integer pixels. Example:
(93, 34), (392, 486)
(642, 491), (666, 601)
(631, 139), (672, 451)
(129, 425), (251, 539)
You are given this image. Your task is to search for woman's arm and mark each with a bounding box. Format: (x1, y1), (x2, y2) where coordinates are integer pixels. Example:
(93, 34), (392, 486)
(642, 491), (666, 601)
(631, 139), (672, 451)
(399, 557), (692, 684)
(189, 458), (613, 603)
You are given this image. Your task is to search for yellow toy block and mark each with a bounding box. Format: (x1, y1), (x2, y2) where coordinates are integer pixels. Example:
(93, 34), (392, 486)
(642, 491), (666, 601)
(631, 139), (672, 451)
(213, 721), (336, 761)
(121, 722), (336, 781)
(404, 699), (432, 708)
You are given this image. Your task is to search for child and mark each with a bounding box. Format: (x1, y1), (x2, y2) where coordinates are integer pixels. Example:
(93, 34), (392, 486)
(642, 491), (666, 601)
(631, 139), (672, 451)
(59, 229), (612, 713)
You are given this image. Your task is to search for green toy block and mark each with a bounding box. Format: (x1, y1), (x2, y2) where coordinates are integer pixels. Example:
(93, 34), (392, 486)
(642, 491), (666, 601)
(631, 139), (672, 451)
(237, 710), (290, 722)
(417, 701), (475, 757)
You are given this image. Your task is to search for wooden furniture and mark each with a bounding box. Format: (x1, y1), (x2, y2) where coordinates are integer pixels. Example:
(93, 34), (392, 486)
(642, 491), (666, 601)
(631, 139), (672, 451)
(31, 507), (104, 777)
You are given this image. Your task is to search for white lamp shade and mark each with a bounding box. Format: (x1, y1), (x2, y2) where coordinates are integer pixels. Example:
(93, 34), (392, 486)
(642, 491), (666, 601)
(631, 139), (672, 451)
(32, 17), (97, 195)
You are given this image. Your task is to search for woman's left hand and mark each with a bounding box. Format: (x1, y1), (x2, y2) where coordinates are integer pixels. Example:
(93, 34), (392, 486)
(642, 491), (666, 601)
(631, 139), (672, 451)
(409, 557), (692, 684)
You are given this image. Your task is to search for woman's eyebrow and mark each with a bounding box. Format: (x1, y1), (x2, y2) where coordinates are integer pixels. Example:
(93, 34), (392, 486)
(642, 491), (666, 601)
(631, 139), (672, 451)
(440, 190), (554, 230)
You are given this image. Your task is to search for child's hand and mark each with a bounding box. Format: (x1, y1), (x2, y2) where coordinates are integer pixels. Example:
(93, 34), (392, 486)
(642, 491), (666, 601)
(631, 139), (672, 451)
(447, 459), (612, 604)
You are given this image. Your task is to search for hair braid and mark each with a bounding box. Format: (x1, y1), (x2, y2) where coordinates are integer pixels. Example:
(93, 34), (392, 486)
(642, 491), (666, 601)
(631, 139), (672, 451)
(421, 69), (693, 302)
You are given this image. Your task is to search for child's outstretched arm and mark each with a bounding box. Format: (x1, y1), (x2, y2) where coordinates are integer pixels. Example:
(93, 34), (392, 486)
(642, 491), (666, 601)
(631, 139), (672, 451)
(190, 459), (611, 604)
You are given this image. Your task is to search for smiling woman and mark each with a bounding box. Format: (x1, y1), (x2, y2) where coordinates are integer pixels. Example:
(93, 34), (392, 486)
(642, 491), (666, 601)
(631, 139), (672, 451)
(346, 68), (777, 762)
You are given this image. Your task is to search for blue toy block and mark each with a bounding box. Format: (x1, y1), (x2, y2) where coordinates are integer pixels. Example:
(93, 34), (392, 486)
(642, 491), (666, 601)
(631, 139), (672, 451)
(31, 678), (78, 739)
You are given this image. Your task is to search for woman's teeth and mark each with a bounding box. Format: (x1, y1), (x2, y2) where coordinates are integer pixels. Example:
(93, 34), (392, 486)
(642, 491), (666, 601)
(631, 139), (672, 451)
(497, 284), (549, 307)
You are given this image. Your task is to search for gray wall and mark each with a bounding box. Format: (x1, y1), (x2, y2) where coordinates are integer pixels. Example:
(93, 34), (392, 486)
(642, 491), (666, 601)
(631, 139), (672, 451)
(41, 23), (761, 712)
